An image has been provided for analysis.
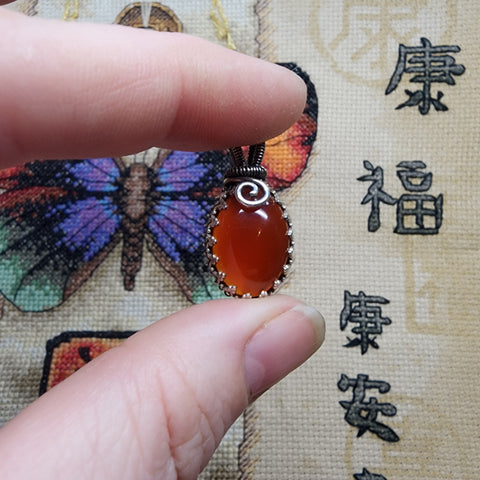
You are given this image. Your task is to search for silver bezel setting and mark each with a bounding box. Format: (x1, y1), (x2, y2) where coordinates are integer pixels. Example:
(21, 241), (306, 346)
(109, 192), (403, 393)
(205, 187), (294, 298)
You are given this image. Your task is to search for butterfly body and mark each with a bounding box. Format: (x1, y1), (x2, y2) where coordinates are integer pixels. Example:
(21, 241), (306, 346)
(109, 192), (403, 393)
(117, 162), (155, 290)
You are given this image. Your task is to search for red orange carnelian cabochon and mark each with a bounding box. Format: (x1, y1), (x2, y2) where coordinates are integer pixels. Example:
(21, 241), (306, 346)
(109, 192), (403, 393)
(210, 193), (292, 297)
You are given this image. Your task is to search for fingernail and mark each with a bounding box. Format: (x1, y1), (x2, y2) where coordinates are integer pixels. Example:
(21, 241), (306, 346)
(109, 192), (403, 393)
(244, 304), (325, 400)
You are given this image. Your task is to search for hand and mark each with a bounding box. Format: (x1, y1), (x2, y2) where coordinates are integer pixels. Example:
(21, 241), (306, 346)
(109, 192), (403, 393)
(0, 8), (325, 480)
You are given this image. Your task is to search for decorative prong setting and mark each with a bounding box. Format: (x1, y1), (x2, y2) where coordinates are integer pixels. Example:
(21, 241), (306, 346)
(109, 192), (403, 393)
(224, 285), (237, 296)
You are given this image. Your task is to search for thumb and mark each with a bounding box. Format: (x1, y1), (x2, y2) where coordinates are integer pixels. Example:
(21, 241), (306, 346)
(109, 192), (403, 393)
(0, 295), (325, 480)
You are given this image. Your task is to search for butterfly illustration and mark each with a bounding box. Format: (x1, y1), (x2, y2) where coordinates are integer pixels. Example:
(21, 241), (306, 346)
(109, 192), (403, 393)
(0, 63), (317, 312)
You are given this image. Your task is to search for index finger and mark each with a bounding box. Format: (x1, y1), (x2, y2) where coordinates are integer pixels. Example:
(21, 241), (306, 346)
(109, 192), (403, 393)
(0, 10), (307, 166)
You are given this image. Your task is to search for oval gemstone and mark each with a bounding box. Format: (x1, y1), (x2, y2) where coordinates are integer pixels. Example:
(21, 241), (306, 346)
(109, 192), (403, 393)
(211, 194), (291, 297)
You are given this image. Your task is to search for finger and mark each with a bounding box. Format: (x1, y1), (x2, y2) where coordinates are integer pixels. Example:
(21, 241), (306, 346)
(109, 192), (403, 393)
(0, 296), (324, 480)
(0, 10), (307, 165)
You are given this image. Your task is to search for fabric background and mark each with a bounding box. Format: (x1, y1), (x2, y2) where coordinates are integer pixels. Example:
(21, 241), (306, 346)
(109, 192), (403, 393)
(2, 1), (479, 479)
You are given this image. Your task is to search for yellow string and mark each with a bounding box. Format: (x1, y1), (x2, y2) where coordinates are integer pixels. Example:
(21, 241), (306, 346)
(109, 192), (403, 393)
(210, 0), (237, 50)
(63, 0), (79, 21)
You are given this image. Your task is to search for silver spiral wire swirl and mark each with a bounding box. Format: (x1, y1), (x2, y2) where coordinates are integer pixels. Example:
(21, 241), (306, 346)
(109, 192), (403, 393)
(225, 177), (270, 207)
(224, 143), (269, 206)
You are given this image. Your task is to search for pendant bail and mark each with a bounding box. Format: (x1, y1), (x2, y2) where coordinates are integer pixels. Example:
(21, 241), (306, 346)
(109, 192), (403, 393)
(225, 143), (267, 180)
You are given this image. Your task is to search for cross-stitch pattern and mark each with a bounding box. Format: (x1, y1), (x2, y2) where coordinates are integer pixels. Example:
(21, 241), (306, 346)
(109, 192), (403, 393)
(1, 1), (480, 478)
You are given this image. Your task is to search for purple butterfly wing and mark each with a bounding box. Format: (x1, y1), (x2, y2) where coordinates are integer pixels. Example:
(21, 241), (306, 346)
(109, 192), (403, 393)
(147, 150), (227, 301)
(0, 158), (122, 311)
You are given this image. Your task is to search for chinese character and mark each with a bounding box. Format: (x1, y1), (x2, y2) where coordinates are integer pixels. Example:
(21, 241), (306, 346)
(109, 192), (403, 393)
(340, 291), (391, 354)
(386, 37), (465, 114)
(358, 161), (396, 232)
(330, 1), (423, 74)
(354, 468), (387, 480)
(359, 160), (443, 234)
(395, 161), (443, 234)
(338, 373), (399, 442)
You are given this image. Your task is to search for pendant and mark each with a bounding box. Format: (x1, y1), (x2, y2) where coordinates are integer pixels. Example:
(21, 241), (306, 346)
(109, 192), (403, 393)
(206, 143), (294, 298)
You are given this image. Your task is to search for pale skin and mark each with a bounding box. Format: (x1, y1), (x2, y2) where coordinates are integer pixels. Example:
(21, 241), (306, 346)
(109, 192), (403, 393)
(0, 6), (326, 480)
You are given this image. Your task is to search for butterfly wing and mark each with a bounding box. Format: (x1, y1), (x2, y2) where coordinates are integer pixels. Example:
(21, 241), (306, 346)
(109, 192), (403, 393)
(0, 158), (122, 311)
(264, 62), (318, 190)
(146, 149), (227, 302)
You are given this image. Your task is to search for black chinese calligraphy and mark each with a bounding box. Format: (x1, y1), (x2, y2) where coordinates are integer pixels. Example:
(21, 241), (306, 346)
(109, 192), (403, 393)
(386, 37), (465, 114)
(354, 468), (387, 480)
(395, 161), (443, 234)
(338, 373), (399, 442)
(359, 161), (443, 234)
(358, 161), (396, 232)
(340, 291), (391, 355)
